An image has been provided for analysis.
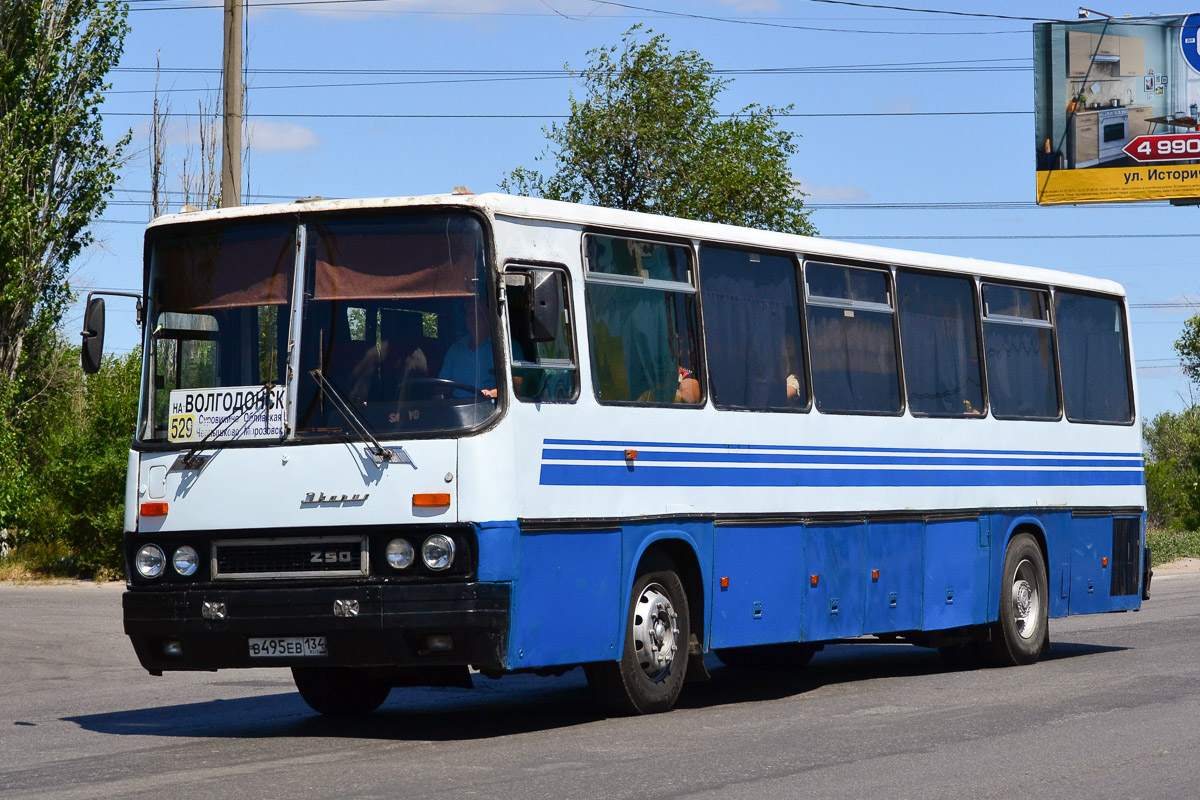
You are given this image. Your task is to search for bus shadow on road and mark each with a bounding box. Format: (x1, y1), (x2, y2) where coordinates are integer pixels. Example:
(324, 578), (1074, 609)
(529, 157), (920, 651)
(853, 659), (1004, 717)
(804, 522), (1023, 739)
(681, 640), (1128, 709)
(64, 641), (1125, 740)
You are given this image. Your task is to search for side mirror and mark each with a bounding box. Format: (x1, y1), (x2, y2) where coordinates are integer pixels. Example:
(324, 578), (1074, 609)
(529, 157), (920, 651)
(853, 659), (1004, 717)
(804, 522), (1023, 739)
(81, 296), (106, 374)
(525, 269), (562, 343)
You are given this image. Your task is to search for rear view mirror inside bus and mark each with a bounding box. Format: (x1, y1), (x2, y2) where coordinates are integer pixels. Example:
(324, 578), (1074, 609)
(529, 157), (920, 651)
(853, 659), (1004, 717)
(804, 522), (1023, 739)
(81, 296), (106, 374)
(508, 268), (562, 343)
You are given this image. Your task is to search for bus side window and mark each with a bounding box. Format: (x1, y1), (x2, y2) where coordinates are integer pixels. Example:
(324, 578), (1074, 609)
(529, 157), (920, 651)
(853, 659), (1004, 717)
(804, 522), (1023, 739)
(584, 235), (702, 407)
(1055, 291), (1132, 424)
(504, 266), (578, 402)
(805, 261), (901, 415)
(699, 245), (807, 412)
(982, 284), (1059, 420)
(896, 271), (984, 417)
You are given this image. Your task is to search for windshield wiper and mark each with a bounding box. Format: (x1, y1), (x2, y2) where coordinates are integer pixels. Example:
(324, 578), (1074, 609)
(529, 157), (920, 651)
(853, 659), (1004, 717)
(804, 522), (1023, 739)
(309, 369), (401, 467)
(177, 383), (275, 470)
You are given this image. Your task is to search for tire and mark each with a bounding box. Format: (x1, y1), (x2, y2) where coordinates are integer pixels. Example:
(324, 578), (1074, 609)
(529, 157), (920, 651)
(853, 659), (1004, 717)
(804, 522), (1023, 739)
(982, 533), (1049, 667)
(292, 666), (391, 716)
(585, 557), (690, 715)
(714, 643), (818, 670)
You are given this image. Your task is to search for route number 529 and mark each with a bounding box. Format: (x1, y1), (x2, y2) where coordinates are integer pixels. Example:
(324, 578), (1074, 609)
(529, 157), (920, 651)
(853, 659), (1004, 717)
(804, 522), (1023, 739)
(169, 414), (195, 441)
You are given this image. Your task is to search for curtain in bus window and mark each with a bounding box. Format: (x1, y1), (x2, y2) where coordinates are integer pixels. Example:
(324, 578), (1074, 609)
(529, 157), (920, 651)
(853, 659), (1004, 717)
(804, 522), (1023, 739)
(808, 307), (900, 413)
(897, 272), (983, 417)
(699, 247), (804, 410)
(309, 218), (481, 301)
(984, 323), (1059, 419)
(155, 224), (295, 311)
(1055, 292), (1131, 423)
(586, 284), (688, 404)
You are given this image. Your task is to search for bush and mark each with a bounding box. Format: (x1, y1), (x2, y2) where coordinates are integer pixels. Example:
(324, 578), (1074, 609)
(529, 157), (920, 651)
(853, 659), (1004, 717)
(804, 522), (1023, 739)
(1143, 407), (1200, 531)
(0, 342), (139, 577)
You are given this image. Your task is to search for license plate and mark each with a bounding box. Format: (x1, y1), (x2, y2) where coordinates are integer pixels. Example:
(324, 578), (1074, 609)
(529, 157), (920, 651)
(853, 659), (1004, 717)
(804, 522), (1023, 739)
(248, 636), (327, 658)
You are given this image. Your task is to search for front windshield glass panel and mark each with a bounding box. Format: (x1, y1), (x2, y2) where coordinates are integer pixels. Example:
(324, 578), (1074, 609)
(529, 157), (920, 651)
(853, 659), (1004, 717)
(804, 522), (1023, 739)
(295, 213), (497, 437)
(140, 221), (296, 443)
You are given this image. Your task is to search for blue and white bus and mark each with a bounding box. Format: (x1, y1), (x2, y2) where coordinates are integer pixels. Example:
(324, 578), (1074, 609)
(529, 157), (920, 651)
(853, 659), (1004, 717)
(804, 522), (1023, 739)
(83, 192), (1148, 716)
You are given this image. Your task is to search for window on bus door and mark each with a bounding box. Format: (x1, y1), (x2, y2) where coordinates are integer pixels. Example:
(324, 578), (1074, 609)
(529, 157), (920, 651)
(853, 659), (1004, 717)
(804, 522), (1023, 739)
(504, 265), (578, 402)
(896, 271), (984, 417)
(699, 245), (807, 412)
(981, 284), (1060, 420)
(804, 262), (901, 414)
(1055, 291), (1133, 424)
(584, 234), (702, 406)
(140, 221), (296, 443)
(295, 213), (498, 437)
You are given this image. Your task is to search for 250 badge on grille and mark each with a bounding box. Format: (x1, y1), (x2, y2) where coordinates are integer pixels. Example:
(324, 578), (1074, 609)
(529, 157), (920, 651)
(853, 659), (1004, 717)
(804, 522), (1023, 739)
(248, 636), (327, 658)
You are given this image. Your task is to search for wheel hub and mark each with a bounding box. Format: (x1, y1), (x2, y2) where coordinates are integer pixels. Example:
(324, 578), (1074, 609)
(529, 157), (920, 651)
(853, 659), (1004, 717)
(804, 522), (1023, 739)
(632, 583), (680, 681)
(1011, 558), (1041, 640)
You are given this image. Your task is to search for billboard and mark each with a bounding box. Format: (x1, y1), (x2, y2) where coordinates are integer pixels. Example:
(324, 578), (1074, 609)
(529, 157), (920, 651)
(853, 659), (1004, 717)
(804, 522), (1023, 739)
(1034, 14), (1200, 204)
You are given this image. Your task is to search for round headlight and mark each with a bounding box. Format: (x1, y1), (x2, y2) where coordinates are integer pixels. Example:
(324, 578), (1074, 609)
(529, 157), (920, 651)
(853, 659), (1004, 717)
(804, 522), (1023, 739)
(172, 545), (199, 577)
(421, 535), (455, 571)
(386, 538), (415, 569)
(135, 544), (166, 579)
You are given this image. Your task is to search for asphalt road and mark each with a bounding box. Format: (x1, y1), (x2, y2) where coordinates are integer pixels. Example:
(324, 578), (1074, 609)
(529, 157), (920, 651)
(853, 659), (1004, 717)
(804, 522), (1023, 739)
(2, 570), (1198, 800)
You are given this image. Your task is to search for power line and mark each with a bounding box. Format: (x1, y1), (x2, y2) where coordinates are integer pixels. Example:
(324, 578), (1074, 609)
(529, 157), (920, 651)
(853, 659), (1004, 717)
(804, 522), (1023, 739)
(581, 0), (1030, 33)
(110, 57), (1030, 75)
(103, 109), (1030, 119)
(121, 0), (1030, 33)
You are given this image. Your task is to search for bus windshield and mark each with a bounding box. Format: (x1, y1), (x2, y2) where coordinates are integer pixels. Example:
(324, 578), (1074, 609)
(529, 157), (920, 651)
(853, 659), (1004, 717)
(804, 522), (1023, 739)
(140, 221), (297, 443)
(294, 213), (497, 437)
(138, 211), (497, 444)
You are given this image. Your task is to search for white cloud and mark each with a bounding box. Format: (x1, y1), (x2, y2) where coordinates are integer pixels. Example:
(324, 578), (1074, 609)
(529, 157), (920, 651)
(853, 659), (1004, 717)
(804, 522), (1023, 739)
(247, 121), (321, 153)
(795, 178), (869, 202)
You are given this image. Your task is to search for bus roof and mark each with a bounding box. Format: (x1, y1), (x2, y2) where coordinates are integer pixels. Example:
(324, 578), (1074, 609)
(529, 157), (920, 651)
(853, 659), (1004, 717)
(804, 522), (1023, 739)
(146, 192), (1126, 297)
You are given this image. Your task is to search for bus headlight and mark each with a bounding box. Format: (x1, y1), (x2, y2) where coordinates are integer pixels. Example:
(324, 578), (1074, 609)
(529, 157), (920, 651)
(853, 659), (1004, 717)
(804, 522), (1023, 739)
(135, 544), (166, 579)
(421, 535), (455, 571)
(172, 546), (200, 577)
(386, 538), (415, 569)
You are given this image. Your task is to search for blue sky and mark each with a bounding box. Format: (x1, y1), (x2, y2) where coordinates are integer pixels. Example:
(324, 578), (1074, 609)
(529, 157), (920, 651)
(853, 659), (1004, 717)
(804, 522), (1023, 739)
(86, 0), (1200, 420)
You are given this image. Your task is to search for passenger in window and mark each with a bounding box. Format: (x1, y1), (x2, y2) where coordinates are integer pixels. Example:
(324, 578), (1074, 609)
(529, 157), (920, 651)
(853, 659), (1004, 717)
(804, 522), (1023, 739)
(440, 299), (497, 398)
(675, 365), (701, 404)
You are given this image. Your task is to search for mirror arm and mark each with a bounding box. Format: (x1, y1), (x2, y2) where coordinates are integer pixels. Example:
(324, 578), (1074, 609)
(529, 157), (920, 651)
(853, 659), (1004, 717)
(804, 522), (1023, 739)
(82, 290), (145, 329)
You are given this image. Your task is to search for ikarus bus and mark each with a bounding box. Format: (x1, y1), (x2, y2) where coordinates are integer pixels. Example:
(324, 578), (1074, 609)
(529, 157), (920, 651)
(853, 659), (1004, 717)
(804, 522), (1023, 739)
(81, 192), (1150, 716)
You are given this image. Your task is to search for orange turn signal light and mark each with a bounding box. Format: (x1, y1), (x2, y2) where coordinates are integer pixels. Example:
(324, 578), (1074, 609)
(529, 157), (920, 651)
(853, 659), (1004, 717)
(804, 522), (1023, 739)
(871, 569), (880, 581)
(412, 493), (451, 508)
(810, 574), (819, 587)
(1102, 557), (1109, 568)
(625, 449), (638, 460)
(140, 502), (169, 517)
(720, 576), (730, 589)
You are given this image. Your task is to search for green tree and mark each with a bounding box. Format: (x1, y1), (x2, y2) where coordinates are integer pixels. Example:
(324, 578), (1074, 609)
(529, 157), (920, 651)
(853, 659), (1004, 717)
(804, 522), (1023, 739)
(0, 0), (130, 381)
(501, 27), (815, 235)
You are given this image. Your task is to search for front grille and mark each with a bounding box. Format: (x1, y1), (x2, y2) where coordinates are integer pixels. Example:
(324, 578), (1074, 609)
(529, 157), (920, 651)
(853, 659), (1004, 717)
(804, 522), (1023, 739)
(213, 536), (368, 580)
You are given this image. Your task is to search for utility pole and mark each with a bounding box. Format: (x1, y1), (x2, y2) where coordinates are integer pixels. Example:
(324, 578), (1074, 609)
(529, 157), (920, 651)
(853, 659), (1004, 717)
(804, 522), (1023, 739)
(221, 0), (243, 207)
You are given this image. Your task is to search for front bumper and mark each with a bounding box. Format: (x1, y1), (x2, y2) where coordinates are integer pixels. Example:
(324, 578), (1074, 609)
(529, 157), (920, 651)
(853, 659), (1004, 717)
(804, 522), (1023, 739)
(123, 581), (511, 674)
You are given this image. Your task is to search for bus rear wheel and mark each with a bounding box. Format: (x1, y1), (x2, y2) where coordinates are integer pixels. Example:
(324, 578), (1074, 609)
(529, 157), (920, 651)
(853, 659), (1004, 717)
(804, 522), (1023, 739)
(983, 533), (1048, 667)
(585, 558), (690, 715)
(292, 666), (391, 716)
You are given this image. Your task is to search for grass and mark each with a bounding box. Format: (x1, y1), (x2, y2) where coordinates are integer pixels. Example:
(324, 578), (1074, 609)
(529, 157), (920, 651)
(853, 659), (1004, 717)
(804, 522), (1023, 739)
(1147, 527), (1200, 566)
(0, 539), (121, 583)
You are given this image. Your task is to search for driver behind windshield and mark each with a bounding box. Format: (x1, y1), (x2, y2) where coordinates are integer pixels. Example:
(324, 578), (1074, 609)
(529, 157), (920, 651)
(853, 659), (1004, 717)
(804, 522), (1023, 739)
(438, 299), (496, 398)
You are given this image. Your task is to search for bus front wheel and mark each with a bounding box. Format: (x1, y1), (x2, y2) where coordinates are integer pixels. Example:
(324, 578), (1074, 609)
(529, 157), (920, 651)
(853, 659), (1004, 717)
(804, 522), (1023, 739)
(984, 533), (1048, 667)
(292, 666), (391, 716)
(585, 557), (690, 715)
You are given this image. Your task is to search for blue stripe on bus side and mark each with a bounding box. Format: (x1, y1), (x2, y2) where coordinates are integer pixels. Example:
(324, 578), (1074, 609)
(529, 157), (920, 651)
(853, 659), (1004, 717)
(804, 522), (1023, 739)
(538, 463), (1144, 488)
(541, 448), (1139, 469)
(542, 438), (1143, 460)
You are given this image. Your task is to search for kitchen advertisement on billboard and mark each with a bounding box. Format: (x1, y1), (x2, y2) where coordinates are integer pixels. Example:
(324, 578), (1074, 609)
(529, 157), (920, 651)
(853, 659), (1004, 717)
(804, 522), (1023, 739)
(1035, 14), (1200, 204)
